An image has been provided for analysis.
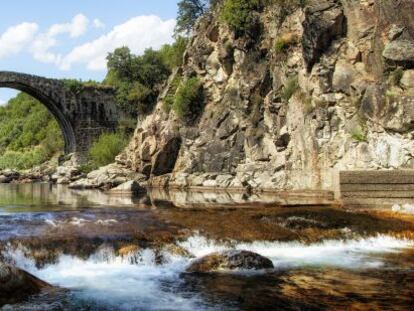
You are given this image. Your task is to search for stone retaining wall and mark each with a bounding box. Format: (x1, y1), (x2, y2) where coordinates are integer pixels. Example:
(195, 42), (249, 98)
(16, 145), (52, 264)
(340, 170), (414, 208)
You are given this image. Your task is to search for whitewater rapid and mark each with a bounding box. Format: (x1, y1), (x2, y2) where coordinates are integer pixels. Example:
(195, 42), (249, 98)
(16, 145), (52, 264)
(2, 234), (413, 310)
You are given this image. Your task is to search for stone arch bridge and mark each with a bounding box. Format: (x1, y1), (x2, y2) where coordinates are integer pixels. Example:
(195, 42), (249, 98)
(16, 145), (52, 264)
(0, 71), (120, 158)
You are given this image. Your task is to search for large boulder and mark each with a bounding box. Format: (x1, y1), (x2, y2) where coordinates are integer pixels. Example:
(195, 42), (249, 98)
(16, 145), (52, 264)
(186, 250), (274, 273)
(0, 263), (50, 306)
(383, 40), (414, 68)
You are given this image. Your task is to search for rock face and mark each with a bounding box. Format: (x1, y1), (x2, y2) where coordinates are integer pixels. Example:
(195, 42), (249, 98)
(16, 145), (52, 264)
(186, 250), (274, 273)
(0, 263), (50, 306)
(120, 0), (414, 191)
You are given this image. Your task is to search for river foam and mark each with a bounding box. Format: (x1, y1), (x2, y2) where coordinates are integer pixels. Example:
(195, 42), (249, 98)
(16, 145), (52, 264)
(3, 234), (413, 310)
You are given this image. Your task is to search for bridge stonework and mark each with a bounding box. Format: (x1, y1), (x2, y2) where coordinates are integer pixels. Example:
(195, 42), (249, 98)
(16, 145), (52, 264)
(0, 71), (120, 160)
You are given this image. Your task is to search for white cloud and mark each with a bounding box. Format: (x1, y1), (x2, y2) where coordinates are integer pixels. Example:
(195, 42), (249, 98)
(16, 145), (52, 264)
(0, 22), (39, 59)
(0, 14), (175, 73)
(48, 14), (89, 38)
(0, 99), (5, 106)
(31, 14), (89, 64)
(58, 15), (176, 71)
(93, 19), (105, 29)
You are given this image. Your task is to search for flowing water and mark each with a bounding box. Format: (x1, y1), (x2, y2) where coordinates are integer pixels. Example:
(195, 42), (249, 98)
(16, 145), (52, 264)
(0, 183), (414, 310)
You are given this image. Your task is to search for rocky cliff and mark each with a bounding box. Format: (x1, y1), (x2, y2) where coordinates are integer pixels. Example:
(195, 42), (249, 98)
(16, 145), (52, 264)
(119, 0), (414, 191)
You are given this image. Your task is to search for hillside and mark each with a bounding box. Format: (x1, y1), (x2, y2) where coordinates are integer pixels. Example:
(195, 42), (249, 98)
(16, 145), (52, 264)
(118, 0), (414, 191)
(0, 93), (63, 170)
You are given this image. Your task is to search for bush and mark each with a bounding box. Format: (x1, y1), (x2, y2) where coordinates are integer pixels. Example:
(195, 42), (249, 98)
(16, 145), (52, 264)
(281, 75), (299, 102)
(173, 77), (204, 122)
(0, 147), (49, 170)
(163, 74), (182, 112)
(88, 132), (128, 168)
(351, 128), (367, 142)
(274, 33), (297, 52)
(221, 0), (262, 34)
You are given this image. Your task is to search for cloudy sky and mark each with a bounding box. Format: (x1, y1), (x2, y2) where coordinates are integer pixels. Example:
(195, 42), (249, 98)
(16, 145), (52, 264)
(0, 0), (179, 104)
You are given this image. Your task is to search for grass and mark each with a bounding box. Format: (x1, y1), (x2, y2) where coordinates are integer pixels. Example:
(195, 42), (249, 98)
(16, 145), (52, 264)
(274, 32), (297, 52)
(281, 75), (299, 102)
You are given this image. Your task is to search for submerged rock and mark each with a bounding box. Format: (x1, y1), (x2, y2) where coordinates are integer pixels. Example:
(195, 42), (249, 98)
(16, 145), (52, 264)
(0, 263), (51, 306)
(186, 250), (274, 273)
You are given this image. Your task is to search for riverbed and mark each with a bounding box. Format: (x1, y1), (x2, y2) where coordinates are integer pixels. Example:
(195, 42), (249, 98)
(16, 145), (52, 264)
(0, 183), (414, 310)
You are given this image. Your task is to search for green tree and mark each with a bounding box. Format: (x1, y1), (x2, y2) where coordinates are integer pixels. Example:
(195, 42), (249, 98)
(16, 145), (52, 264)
(106, 47), (134, 79)
(221, 0), (262, 34)
(175, 0), (210, 36)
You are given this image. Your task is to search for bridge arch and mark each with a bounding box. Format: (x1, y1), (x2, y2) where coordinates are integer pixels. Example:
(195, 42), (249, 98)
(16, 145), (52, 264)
(0, 71), (120, 160)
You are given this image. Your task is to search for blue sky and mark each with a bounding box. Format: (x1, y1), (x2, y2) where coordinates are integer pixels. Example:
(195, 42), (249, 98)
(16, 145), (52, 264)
(0, 0), (180, 104)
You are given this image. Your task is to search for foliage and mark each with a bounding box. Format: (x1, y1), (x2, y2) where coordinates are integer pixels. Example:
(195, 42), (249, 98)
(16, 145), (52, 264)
(274, 33), (297, 53)
(0, 147), (50, 170)
(175, 0), (210, 36)
(281, 75), (299, 102)
(220, 0), (262, 34)
(173, 77), (204, 122)
(88, 132), (128, 168)
(0, 93), (64, 169)
(163, 74), (183, 112)
(351, 128), (367, 142)
(105, 42), (187, 117)
(159, 37), (189, 69)
(62, 79), (101, 94)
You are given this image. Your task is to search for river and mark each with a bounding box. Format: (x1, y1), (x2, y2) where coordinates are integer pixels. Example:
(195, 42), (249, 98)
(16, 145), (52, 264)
(0, 183), (413, 310)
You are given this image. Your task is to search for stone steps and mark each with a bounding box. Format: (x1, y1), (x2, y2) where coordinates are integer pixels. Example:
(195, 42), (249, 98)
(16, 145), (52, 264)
(340, 170), (414, 208)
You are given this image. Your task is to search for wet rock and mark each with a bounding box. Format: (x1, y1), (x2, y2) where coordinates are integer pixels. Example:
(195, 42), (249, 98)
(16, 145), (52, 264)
(0, 263), (50, 306)
(186, 250), (274, 273)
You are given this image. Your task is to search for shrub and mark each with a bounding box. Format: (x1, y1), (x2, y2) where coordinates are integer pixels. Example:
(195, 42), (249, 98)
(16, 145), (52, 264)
(221, 0), (262, 34)
(281, 75), (299, 102)
(173, 77), (204, 122)
(274, 33), (297, 52)
(0, 147), (49, 170)
(89, 132), (128, 168)
(351, 129), (367, 142)
(163, 74), (182, 112)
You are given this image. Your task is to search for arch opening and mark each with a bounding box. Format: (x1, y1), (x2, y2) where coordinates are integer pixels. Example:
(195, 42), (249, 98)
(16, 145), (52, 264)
(0, 83), (76, 155)
(0, 87), (68, 170)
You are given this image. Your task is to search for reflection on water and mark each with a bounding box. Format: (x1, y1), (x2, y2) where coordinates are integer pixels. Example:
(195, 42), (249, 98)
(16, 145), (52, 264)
(0, 184), (414, 310)
(0, 183), (335, 213)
